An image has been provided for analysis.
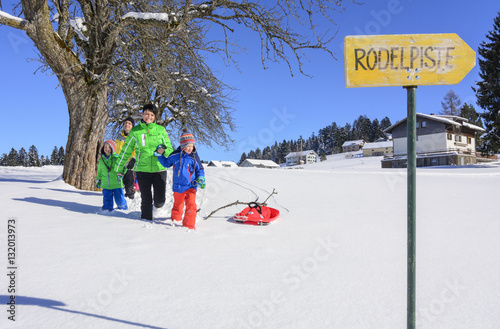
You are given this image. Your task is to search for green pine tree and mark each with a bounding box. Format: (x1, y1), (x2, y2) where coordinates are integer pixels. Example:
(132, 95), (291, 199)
(50, 146), (59, 165)
(461, 103), (484, 150)
(474, 12), (500, 155)
(28, 145), (41, 167)
(6, 148), (19, 166)
(18, 148), (28, 167)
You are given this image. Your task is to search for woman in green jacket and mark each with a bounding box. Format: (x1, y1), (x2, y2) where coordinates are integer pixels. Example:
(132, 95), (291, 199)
(115, 104), (174, 220)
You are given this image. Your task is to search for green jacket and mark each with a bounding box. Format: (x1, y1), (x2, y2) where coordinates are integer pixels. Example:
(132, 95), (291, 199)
(115, 120), (173, 173)
(97, 153), (123, 190)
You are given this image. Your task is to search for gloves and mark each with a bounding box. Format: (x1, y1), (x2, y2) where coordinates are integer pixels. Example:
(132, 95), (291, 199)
(154, 144), (166, 157)
(96, 179), (102, 189)
(126, 158), (136, 170)
(196, 176), (206, 189)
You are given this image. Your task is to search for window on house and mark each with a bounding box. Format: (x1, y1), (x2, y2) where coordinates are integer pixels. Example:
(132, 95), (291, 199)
(421, 121), (427, 128)
(467, 137), (472, 144)
(447, 134), (452, 140)
(455, 135), (462, 142)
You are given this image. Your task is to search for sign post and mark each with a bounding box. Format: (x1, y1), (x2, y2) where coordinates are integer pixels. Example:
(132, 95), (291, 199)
(344, 33), (476, 329)
(405, 86), (417, 329)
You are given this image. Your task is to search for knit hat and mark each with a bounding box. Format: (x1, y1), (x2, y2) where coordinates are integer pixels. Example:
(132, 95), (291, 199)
(124, 116), (135, 126)
(179, 128), (195, 149)
(104, 140), (116, 153)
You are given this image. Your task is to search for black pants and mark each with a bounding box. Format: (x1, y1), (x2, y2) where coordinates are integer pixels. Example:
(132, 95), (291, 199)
(123, 158), (136, 199)
(136, 171), (167, 220)
(122, 169), (135, 199)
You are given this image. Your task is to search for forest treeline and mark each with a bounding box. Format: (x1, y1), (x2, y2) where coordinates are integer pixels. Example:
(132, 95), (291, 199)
(1, 146), (65, 167)
(238, 115), (392, 165)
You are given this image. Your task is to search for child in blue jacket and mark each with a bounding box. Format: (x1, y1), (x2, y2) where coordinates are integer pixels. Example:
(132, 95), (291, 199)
(156, 129), (205, 229)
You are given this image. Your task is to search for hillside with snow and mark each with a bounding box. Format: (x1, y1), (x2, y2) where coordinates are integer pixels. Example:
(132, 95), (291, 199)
(1, 154), (499, 329)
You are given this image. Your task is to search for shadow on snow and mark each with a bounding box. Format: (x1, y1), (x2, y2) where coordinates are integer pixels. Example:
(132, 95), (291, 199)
(0, 295), (168, 328)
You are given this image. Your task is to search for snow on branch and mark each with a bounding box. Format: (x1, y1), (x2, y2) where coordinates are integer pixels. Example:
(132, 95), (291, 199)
(0, 10), (28, 29)
(122, 12), (176, 23)
(69, 17), (88, 43)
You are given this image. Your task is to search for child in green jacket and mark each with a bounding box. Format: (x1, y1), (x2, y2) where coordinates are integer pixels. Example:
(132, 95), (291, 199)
(96, 140), (128, 211)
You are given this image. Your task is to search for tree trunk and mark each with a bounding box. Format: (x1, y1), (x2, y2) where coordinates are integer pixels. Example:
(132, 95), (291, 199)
(61, 79), (108, 191)
(16, 0), (110, 191)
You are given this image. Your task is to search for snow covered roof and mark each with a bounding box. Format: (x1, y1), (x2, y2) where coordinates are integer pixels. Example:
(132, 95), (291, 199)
(463, 121), (485, 132)
(240, 159), (280, 168)
(384, 113), (484, 132)
(285, 150), (318, 158)
(208, 161), (238, 168)
(362, 141), (393, 149)
(342, 140), (364, 147)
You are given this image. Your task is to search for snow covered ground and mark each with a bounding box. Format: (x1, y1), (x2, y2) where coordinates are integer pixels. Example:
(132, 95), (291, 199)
(1, 154), (499, 329)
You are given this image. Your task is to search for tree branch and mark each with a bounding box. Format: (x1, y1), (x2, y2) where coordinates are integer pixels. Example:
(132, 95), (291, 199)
(0, 10), (28, 29)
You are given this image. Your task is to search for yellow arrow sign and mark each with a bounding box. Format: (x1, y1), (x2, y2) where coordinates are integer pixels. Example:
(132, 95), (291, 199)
(344, 33), (476, 88)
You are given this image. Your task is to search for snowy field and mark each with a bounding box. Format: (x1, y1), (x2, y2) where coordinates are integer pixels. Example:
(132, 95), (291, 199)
(1, 154), (500, 329)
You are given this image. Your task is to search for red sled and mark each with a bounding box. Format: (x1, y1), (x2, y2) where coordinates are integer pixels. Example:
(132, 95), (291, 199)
(233, 202), (280, 226)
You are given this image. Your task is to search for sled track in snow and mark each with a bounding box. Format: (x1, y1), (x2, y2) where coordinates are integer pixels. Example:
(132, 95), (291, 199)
(208, 172), (259, 200)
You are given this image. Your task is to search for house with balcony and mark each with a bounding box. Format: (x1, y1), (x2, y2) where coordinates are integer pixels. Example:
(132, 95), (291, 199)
(285, 150), (318, 166)
(342, 140), (365, 153)
(362, 140), (393, 157)
(381, 113), (485, 168)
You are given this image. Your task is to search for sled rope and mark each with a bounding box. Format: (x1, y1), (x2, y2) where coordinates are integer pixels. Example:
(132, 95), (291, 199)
(204, 189), (277, 220)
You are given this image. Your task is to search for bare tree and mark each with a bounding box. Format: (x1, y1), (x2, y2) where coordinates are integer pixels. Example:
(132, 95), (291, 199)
(0, 0), (347, 190)
(107, 21), (236, 147)
(440, 90), (462, 116)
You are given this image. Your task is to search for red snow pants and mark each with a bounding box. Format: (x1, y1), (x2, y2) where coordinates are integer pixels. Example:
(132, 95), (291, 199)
(171, 188), (197, 229)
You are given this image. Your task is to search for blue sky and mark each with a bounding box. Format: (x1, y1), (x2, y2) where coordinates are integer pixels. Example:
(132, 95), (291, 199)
(0, 0), (498, 162)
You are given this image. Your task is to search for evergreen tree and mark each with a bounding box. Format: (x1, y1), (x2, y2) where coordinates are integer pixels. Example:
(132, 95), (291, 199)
(40, 155), (46, 166)
(320, 150), (327, 161)
(254, 147), (262, 159)
(238, 152), (247, 166)
(0, 153), (6, 166)
(461, 103), (484, 150)
(309, 132), (319, 153)
(344, 123), (353, 142)
(271, 142), (279, 163)
(50, 147), (59, 165)
(370, 119), (380, 142)
(328, 122), (339, 153)
(460, 103), (483, 127)
(18, 147), (28, 167)
(278, 139), (291, 163)
(28, 145), (41, 167)
(6, 148), (19, 166)
(58, 147), (65, 165)
(440, 90), (462, 116)
(474, 12), (500, 154)
(380, 117), (392, 131)
(336, 127), (348, 153)
(262, 146), (272, 160)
